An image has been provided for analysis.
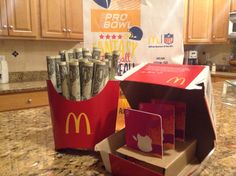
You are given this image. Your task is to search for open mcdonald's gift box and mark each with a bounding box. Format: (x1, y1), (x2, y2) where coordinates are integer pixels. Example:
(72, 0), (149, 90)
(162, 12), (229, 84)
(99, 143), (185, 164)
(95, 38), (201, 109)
(95, 63), (216, 176)
(47, 80), (120, 150)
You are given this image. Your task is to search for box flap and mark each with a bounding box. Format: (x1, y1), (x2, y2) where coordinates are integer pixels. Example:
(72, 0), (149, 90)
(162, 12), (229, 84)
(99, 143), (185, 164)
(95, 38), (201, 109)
(118, 64), (216, 162)
(117, 63), (207, 90)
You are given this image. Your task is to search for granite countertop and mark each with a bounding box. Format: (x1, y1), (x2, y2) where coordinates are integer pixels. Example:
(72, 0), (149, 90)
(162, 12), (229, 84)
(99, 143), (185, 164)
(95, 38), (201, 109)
(211, 71), (236, 78)
(0, 82), (236, 176)
(0, 81), (47, 95)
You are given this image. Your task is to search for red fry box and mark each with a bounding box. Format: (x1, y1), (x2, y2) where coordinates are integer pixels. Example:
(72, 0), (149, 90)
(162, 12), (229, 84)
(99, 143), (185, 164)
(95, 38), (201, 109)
(95, 63), (216, 176)
(47, 80), (120, 150)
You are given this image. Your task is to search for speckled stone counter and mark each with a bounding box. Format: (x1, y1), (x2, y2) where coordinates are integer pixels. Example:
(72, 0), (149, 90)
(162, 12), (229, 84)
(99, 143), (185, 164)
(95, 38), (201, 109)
(211, 71), (236, 79)
(0, 82), (235, 176)
(0, 81), (47, 95)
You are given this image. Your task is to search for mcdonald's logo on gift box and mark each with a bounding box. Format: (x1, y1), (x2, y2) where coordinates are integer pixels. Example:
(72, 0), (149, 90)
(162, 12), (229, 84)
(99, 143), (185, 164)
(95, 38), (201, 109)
(65, 112), (91, 135)
(167, 77), (186, 85)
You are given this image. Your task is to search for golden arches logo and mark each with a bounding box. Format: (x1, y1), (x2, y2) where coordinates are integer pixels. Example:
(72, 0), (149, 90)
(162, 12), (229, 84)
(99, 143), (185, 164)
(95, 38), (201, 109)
(167, 77), (186, 85)
(65, 112), (91, 135)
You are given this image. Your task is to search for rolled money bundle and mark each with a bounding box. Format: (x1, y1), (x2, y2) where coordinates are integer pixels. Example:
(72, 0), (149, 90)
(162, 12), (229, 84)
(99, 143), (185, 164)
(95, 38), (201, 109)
(92, 47), (101, 60)
(74, 48), (83, 59)
(82, 48), (90, 58)
(105, 52), (112, 79)
(59, 62), (70, 99)
(80, 61), (94, 100)
(69, 61), (81, 101)
(92, 61), (106, 96)
(111, 50), (120, 79)
(65, 49), (75, 61)
(103, 59), (110, 85)
(59, 50), (66, 61)
(79, 58), (89, 79)
(84, 52), (92, 60)
(55, 55), (62, 93)
(46, 56), (57, 88)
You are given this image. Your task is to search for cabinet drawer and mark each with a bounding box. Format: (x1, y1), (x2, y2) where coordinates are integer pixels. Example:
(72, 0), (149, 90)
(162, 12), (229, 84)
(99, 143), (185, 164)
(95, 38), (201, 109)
(0, 91), (48, 112)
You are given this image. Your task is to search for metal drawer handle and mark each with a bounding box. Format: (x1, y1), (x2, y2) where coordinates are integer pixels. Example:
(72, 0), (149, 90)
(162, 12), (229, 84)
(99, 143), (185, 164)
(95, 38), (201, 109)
(8, 25), (13, 29)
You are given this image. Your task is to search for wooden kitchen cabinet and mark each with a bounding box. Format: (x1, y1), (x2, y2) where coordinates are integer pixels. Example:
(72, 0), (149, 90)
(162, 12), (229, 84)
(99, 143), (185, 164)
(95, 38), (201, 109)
(231, 0), (236, 11)
(183, 0), (188, 43)
(186, 0), (213, 43)
(65, 0), (83, 39)
(185, 0), (230, 44)
(0, 91), (48, 112)
(40, 0), (83, 40)
(212, 0), (230, 43)
(40, 0), (67, 38)
(0, 0), (8, 36)
(0, 0), (38, 37)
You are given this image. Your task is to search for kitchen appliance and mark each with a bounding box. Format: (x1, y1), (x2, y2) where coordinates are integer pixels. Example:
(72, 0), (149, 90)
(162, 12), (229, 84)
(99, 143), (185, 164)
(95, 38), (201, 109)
(0, 56), (9, 83)
(184, 50), (198, 65)
(228, 12), (236, 38)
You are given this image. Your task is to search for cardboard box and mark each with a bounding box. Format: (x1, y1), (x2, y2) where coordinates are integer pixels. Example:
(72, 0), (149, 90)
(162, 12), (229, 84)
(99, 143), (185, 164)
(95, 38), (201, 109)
(95, 64), (216, 176)
(116, 140), (197, 176)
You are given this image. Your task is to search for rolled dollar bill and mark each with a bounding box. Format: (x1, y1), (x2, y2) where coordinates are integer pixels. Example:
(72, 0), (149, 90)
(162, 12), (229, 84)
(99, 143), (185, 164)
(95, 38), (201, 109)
(59, 50), (66, 61)
(69, 61), (81, 101)
(111, 50), (120, 79)
(80, 61), (94, 100)
(74, 48), (83, 59)
(105, 52), (112, 79)
(92, 61), (106, 96)
(84, 52), (92, 60)
(55, 55), (62, 93)
(65, 49), (75, 61)
(46, 56), (57, 89)
(79, 58), (89, 80)
(92, 47), (101, 60)
(103, 59), (110, 85)
(82, 48), (90, 58)
(59, 62), (70, 99)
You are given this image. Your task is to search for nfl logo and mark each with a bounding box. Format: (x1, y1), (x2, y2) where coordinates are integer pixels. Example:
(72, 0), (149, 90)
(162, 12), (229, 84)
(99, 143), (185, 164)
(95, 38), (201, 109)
(164, 33), (174, 44)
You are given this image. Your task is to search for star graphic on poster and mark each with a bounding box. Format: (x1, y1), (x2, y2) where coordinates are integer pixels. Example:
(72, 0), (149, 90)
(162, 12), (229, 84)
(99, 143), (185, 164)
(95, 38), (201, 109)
(99, 34), (104, 39)
(112, 34), (116, 39)
(123, 33), (129, 39)
(106, 34), (110, 39)
(118, 34), (122, 39)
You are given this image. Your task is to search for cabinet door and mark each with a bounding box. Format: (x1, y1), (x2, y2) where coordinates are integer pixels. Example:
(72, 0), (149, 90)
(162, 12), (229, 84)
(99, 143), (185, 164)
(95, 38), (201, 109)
(212, 0), (230, 43)
(231, 0), (236, 12)
(183, 0), (188, 43)
(40, 0), (67, 38)
(65, 0), (83, 39)
(0, 0), (8, 36)
(187, 0), (213, 43)
(7, 0), (38, 37)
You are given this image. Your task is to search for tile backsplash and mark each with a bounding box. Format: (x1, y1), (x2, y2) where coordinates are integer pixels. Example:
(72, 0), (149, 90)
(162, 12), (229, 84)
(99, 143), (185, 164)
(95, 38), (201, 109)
(0, 39), (233, 73)
(185, 44), (232, 65)
(0, 40), (81, 72)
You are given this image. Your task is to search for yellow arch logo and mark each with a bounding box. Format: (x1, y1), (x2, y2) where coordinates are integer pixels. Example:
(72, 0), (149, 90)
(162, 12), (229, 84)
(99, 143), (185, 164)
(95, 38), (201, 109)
(65, 112), (91, 135)
(167, 77), (186, 85)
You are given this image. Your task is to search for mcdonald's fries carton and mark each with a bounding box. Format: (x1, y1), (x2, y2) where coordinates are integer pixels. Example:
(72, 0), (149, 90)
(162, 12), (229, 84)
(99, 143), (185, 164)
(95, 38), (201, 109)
(47, 80), (120, 150)
(95, 63), (216, 176)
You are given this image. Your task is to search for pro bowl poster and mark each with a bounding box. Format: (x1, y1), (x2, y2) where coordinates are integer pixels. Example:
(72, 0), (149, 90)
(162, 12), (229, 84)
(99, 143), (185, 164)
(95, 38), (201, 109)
(83, 0), (184, 76)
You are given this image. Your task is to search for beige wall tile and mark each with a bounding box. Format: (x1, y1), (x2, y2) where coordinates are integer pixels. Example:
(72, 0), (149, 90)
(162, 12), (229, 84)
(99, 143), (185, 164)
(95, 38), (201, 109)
(0, 40), (81, 72)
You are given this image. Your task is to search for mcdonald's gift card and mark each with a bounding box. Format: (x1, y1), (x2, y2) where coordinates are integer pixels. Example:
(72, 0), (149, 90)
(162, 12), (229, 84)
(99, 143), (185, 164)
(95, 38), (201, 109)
(152, 99), (186, 141)
(139, 103), (175, 149)
(124, 109), (163, 158)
